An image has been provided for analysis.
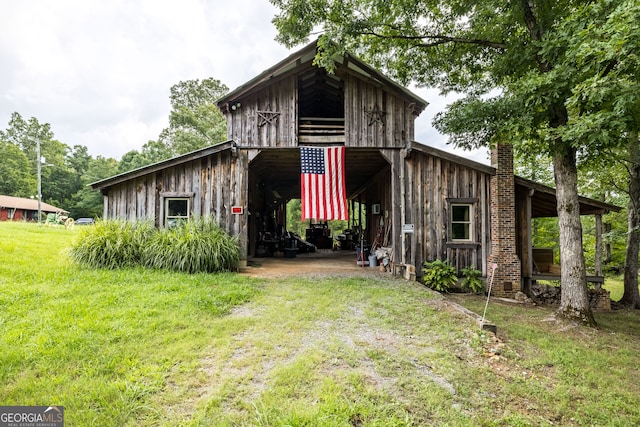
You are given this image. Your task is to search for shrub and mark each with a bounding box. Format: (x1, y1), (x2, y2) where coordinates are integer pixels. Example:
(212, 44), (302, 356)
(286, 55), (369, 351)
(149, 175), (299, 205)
(69, 220), (155, 269)
(140, 217), (240, 273)
(421, 259), (458, 292)
(461, 265), (484, 293)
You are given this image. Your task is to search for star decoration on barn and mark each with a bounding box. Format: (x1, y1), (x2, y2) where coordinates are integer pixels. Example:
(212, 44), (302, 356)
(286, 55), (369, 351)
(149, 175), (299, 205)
(257, 107), (281, 127)
(366, 104), (386, 126)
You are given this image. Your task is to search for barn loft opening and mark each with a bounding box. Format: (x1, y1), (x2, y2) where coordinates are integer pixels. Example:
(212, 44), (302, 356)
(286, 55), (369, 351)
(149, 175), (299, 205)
(298, 68), (344, 118)
(298, 68), (345, 144)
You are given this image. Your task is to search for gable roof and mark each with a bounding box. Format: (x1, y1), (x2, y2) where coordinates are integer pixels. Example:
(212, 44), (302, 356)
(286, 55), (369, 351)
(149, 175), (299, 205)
(216, 39), (429, 115)
(0, 195), (67, 213)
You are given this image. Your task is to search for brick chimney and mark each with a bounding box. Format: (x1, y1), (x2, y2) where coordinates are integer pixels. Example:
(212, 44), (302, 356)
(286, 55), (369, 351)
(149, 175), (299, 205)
(488, 141), (521, 297)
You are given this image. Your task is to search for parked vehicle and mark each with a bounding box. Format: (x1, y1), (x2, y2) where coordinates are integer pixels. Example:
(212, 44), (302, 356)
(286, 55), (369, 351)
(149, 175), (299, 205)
(74, 217), (95, 226)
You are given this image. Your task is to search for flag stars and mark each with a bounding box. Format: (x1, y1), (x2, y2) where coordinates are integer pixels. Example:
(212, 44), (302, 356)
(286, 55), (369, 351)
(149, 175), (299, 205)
(301, 147), (326, 174)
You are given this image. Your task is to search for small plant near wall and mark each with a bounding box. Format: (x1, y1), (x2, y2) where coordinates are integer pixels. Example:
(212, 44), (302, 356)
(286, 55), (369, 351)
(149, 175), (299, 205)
(421, 259), (458, 292)
(461, 265), (484, 293)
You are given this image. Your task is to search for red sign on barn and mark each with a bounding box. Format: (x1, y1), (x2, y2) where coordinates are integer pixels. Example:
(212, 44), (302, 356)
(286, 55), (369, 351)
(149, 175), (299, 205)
(231, 206), (243, 215)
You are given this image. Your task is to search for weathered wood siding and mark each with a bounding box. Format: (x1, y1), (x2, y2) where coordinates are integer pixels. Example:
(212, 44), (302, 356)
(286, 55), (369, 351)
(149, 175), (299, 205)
(343, 73), (415, 149)
(103, 148), (249, 256)
(224, 69), (416, 149)
(404, 150), (491, 275)
(226, 77), (298, 148)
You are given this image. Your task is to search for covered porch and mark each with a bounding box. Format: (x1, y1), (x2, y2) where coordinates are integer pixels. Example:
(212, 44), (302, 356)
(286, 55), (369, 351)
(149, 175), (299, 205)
(515, 177), (621, 296)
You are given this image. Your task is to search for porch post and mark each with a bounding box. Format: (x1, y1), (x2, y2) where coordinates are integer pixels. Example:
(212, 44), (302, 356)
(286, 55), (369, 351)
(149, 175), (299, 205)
(595, 213), (603, 276)
(521, 188), (534, 295)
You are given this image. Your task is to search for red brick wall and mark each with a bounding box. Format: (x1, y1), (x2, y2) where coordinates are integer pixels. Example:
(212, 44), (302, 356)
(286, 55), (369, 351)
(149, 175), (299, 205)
(488, 142), (521, 297)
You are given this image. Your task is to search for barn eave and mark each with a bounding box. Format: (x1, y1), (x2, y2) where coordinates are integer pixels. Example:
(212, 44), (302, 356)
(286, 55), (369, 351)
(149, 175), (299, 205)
(90, 140), (235, 191)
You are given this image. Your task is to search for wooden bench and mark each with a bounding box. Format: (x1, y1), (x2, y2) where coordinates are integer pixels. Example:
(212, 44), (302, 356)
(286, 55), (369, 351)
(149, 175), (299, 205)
(531, 247), (604, 289)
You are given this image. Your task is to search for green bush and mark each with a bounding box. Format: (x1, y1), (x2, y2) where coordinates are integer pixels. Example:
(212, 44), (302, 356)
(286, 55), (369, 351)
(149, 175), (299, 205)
(421, 259), (458, 292)
(460, 265), (484, 293)
(69, 217), (240, 273)
(69, 219), (155, 269)
(141, 217), (240, 273)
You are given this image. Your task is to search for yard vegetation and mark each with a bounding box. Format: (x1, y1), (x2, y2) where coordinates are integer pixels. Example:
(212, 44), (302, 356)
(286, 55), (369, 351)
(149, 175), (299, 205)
(1, 222), (639, 426)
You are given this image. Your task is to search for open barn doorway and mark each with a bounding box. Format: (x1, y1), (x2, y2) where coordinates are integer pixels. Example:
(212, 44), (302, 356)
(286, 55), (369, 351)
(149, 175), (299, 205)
(246, 147), (391, 265)
(284, 198), (367, 250)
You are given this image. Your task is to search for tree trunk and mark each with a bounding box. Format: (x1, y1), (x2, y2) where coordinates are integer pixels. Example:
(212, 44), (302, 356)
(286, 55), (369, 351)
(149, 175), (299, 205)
(520, 0), (594, 324)
(553, 144), (596, 325)
(621, 131), (640, 308)
(595, 213), (603, 276)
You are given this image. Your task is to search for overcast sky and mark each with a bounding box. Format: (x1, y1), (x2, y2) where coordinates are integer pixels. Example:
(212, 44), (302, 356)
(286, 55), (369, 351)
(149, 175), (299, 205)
(0, 0), (489, 164)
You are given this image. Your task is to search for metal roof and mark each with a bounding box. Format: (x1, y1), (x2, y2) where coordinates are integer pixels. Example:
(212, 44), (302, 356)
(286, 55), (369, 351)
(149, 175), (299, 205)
(0, 195), (68, 213)
(90, 141), (235, 190)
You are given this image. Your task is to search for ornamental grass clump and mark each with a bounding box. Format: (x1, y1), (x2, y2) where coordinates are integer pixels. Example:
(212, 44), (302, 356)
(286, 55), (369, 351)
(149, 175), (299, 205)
(140, 217), (240, 273)
(69, 219), (155, 269)
(69, 217), (240, 273)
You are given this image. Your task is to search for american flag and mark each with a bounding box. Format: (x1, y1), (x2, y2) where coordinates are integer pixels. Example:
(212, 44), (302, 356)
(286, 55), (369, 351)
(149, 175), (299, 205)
(300, 146), (348, 221)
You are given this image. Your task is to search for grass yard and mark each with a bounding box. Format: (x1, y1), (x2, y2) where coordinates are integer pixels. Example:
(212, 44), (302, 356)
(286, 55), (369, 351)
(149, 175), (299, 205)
(1, 222), (640, 426)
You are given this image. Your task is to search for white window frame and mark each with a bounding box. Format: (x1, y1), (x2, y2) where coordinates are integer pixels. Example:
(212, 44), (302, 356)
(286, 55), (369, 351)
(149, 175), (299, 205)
(450, 203), (473, 242)
(164, 197), (190, 228)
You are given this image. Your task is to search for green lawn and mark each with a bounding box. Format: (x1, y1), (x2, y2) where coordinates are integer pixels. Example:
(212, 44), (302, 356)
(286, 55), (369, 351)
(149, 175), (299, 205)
(1, 222), (640, 426)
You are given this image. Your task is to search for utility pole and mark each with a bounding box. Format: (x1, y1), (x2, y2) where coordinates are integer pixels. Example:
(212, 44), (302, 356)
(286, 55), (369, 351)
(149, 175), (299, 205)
(36, 137), (42, 225)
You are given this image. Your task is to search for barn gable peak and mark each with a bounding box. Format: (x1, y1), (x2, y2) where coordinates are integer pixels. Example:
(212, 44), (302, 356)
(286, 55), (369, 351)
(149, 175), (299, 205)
(216, 39), (428, 116)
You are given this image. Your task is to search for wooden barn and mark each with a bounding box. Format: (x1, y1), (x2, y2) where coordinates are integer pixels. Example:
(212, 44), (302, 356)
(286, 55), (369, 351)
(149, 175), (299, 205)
(91, 40), (618, 297)
(0, 195), (67, 221)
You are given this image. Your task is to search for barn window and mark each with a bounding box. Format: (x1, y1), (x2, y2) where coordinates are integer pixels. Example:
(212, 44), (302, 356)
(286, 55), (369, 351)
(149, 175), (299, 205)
(165, 198), (190, 228)
(450, 203), (473, 241)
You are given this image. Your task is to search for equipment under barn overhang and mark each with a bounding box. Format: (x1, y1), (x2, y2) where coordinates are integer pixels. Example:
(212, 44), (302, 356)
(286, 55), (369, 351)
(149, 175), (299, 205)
(247, 147), (390, 206)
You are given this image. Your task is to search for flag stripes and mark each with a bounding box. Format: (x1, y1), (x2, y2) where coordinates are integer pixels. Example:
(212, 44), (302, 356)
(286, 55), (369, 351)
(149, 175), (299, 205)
(300, 146), (348, 221)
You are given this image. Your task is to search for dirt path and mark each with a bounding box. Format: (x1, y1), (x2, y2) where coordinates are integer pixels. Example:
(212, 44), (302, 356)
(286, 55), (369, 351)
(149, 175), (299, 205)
(240, 249), (391, 279)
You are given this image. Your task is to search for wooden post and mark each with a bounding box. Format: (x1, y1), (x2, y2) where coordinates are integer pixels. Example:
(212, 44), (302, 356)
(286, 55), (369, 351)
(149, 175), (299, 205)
(595, 213), (603, 276)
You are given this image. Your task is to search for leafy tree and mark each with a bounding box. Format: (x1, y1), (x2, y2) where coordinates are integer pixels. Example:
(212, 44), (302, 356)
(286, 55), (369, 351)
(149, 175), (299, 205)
(0, 112), (54, 166)
(67, 145), (91, 178)
(68, 156), (119, 218)
(271, 0), (631, 324)
(0, 141), (36, 197)
(117, 140), (173, 173)
(159, 78), (229, 155)
(0, 113), (76, 207)
(118, 149), (150, 174)
(562, 1), (640, 308)
(622, 133), (640, 307)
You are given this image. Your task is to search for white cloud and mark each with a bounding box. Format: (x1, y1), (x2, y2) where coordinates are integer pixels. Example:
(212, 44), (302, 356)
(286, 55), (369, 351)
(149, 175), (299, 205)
(0, 0), (488, 165)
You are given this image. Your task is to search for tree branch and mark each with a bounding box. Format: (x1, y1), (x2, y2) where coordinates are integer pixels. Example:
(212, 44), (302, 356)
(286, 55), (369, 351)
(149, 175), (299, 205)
(359, 30), (507, 51)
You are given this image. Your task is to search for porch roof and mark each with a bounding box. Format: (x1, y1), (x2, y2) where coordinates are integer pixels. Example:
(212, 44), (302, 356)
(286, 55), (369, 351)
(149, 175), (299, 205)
(515, 177), (621, 217)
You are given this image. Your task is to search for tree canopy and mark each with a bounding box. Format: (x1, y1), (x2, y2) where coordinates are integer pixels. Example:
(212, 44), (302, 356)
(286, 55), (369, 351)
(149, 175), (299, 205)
(160, 78), (229, 155)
